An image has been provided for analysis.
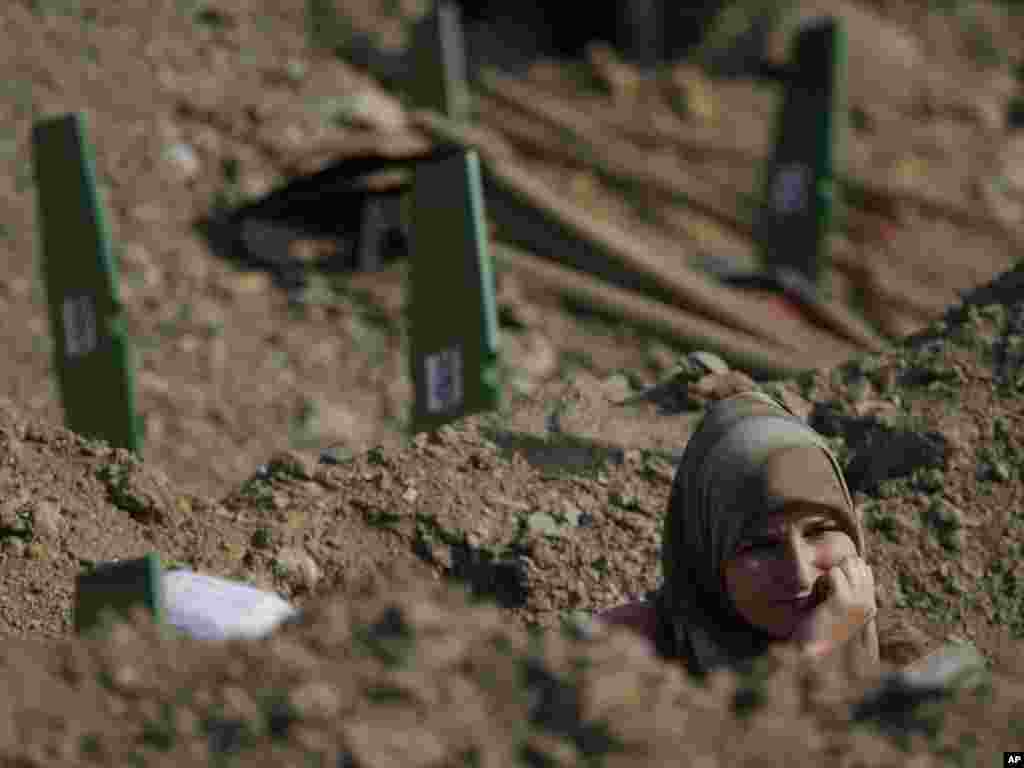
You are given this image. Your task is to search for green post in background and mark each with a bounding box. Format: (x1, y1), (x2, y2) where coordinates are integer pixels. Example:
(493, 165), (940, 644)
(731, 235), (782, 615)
(408, 147), (500, 433)
(406, 0), (471, 122)
(75, 552), (164, 637)
(757, 16), (846, 288)
(32, 113), (141, 454)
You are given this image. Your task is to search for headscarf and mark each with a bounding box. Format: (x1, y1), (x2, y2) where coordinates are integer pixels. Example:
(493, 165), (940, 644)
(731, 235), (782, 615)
(654, 390), (877, 676)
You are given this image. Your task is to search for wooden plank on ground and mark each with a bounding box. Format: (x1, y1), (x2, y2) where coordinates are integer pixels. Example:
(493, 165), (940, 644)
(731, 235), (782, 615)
(604, 97), (1019, 248)
(568, 77), (1022, 250)
(412, 109), (864, 362)
(771, 267), (889, 354)
(479, 69), (754, 243)
(493, 243), (836, 379)
(474, 73), (888, 354)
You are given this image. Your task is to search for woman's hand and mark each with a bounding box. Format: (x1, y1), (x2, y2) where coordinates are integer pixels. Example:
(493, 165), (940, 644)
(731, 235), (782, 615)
(791, 556), (877, 660)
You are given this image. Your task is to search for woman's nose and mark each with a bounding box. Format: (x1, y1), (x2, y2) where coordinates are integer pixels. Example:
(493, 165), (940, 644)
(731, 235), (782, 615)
(780, 536), (818, 592)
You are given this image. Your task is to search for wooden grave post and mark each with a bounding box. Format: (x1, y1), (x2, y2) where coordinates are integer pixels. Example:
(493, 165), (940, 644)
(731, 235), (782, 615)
(757, 16), (846, 289)
(407, 146), (500, 433)
(75, 552), (164, 637)
(406, 0), (471, 122)
(32, 113), (142, 454)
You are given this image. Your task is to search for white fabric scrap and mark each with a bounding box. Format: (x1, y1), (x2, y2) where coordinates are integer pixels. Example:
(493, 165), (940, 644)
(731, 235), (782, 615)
(162, 569), (299, 641)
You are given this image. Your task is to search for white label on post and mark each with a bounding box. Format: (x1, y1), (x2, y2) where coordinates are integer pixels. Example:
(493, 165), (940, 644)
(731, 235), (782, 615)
(772, 163), (810, 215)
(425, 344), (464, 414)
(62, 295), (98, 359)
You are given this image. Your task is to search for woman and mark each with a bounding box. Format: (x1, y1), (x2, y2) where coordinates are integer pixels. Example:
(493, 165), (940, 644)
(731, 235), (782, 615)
(600, 390), (879, 677)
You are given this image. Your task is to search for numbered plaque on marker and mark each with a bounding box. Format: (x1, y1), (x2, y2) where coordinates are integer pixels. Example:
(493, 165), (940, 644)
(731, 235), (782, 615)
(757, 17), (845, 287)
(32, 113), (141, 453)
(408, 147), (500, 433)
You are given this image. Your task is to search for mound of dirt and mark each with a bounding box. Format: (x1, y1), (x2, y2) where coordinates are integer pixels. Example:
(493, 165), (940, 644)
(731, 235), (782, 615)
(2, 0), (1023, 504)
(2, 258), (1024, 765)
(3, 568), (1021, 767)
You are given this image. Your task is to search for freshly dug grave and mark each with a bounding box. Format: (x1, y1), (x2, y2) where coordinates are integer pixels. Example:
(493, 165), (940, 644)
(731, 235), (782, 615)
(2, 570), (1020, 767)
(3, 260), (1024, 764)
(1, 0), (1022, 503)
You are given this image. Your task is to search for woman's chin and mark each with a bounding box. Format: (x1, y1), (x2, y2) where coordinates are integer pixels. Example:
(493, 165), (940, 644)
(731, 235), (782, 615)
(767, 608), (818, 641)
(740, 602), (819, 640)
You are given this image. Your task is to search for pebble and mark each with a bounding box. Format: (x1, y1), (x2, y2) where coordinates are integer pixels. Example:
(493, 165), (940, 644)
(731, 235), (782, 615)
(163, 142), (201, 182)
(275, 547), (321, 590)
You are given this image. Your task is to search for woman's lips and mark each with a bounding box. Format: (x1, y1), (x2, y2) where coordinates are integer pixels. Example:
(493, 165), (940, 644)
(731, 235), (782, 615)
(777, 595), (815, 611)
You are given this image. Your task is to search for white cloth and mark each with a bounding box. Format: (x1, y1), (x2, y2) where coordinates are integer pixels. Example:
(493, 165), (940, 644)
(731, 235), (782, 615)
(162, 569), (299, 640)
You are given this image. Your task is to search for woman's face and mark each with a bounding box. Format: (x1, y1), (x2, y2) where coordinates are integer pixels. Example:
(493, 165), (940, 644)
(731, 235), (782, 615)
(721, 501), (857, 639)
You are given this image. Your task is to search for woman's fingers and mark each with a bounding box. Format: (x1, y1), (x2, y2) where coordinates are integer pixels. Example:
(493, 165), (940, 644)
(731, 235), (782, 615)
(834, 557), (877, 621)
(796, 558), (878, 660)
(834, 557), (874, 593)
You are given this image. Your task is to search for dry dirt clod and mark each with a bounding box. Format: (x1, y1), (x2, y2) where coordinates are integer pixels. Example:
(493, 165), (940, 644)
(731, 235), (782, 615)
(28, 500), (64, 541)
(289, 680), (342, 721)
(266, 450), (316, 482)
(162, 142), (202, 182)
(275, 546), (322, 592)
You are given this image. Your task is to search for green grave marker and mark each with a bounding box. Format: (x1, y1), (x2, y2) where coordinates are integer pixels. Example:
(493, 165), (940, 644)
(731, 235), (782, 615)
(757, 16), (846, 288)
(407, 147), (500, 433)
(75, 552), (164, 637)
(406, 0), (471, 122)
(32, 113), (141, 454)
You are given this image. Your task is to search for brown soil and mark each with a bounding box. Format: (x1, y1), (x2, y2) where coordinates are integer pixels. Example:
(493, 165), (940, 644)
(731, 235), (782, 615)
(1, 0), (1024, 765)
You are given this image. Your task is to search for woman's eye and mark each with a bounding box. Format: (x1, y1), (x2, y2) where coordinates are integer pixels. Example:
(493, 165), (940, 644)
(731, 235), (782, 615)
(806, 525), (837, 539)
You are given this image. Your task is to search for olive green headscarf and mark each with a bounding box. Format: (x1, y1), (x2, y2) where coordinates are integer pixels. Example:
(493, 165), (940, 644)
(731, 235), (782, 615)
(655, 390), (876, 675)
